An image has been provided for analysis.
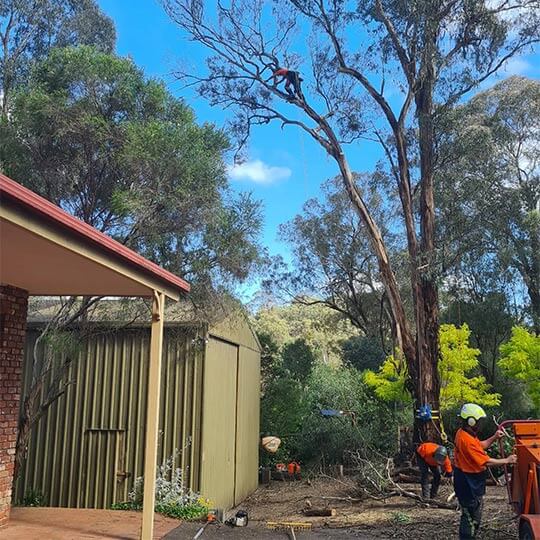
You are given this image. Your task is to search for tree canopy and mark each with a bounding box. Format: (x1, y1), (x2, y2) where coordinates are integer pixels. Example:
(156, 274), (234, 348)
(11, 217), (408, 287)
(1, 45), (263, 305)
(499, 326), (540, 414)
(0, 0), (115, 115)
(438, 76), (540, 331)
(252, 301), (360, 365)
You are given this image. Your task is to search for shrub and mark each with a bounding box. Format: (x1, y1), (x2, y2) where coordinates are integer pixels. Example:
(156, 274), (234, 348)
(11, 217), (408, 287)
(111, 451), (209, 520)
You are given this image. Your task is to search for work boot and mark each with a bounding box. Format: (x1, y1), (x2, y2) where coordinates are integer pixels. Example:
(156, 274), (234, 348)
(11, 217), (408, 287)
(421, 483), (430, 499)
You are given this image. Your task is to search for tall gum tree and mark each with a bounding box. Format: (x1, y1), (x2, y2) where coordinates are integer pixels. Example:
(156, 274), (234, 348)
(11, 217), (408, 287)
(163, 0), (540, 440)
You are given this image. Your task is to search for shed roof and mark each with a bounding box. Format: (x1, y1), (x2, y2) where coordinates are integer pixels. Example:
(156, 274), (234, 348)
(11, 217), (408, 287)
(0, 174), (189, 299)
(26, 297), (262, 353)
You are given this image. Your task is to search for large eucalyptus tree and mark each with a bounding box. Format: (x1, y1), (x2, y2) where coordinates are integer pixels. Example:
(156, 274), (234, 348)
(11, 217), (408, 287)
(164, 0), (540, 440)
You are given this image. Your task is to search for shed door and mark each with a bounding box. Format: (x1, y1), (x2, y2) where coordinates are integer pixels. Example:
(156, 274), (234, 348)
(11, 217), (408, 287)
(82, 430), (126, 508)
(234, 348), (260, 505)
(199, 337), (238, 509)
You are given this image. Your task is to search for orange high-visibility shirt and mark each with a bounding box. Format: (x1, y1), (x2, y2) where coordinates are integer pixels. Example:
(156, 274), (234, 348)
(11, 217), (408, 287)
(274, 68), (289, 77)
(454, 428), (490, 473)
(417, 442), (452, 473)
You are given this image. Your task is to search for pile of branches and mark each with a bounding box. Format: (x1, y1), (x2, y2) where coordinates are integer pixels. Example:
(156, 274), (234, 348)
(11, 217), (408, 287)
(348, 451), (457, 510)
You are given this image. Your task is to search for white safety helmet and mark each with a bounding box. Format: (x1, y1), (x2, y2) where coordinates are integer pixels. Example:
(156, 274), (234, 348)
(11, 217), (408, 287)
(459, 403), (486, 427)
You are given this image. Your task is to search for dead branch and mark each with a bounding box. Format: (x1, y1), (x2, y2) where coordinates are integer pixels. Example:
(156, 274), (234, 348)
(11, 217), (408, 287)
(351, 453), (457, 511)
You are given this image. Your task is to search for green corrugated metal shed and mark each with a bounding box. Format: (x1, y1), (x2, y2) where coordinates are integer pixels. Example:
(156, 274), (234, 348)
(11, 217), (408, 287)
(15, 304), (261, 511)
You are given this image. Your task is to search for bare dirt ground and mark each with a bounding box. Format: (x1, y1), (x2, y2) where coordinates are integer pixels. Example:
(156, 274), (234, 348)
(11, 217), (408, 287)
(166, 476), (519, 540)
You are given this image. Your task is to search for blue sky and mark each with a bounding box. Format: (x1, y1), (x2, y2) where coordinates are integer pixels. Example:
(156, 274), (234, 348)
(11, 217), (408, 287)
(97, 0), (540, 294)
(96, 1), (385, 253)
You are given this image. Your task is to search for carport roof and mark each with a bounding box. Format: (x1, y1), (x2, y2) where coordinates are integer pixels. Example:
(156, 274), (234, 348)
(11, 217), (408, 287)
(0, 174), (190, 300)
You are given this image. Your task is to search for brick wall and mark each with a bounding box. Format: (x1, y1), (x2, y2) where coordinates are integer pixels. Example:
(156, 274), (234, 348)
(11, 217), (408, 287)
(0, 285), (28, 528)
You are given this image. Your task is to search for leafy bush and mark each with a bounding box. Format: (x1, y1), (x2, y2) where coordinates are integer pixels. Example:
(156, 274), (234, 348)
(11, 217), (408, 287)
(261, 361), (404, 467)
(342, 335), (386, 372)
(155, 500), (209, 520)
(260, 375), (309, 466)
(297, 364), (402, 464)
(282, 339), (315, 381)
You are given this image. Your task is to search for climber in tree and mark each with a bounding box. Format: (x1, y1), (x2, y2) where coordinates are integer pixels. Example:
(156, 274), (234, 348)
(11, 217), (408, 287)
(271, 67), (304, 100)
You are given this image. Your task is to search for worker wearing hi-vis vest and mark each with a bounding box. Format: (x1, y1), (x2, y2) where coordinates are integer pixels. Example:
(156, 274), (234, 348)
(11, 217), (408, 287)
(453, 403), (517, 540)
(416, 443), (452, 499)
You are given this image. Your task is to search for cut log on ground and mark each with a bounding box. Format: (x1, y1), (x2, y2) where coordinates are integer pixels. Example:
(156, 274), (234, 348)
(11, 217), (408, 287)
(303, 507), (337, 517)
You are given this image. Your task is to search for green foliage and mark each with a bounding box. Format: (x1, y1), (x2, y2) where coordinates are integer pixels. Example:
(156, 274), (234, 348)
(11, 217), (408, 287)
(260, 358), (402, 466)
(260, 376), (308, 464)
(253, 302), (360, 365)
(364, 324), (500, 410)
(438, 77), (540, 331)
(258, 331), (281, 388)
(364, 353), (410, 403)
(298, 364), (401, 464)
(442, 293), (515, 384)
(499, 326), (540, 414)
(154, 501), (208, 520)
(341, 335), (386, 372)
(1, 45), (263, 303)
(282, 339), (315, 382)
(391, 511), (412, 524)
(439, 324), (500, 409)
(19, 489), (45, 507)
(0, 0), (115, 114)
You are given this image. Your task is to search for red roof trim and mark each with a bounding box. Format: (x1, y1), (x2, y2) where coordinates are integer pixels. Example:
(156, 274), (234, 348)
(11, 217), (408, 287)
(0, 174), (190, 294)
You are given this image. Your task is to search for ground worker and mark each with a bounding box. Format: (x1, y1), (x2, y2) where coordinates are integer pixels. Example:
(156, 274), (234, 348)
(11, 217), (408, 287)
(416, 442), (452, 499)
(271, 67), (304, 99)
(453, 403), (517, 540)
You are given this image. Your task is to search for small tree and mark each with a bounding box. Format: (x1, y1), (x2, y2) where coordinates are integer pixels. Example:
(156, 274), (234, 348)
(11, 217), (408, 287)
(365, 324), (501, 411)
(499, 326), (540, 414)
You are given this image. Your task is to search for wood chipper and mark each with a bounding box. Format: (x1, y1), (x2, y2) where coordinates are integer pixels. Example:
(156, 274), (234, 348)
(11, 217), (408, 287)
(498, 420), (540, 539)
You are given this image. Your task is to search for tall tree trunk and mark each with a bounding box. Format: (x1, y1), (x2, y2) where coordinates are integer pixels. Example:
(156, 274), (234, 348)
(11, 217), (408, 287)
(413, 38), (441, 443)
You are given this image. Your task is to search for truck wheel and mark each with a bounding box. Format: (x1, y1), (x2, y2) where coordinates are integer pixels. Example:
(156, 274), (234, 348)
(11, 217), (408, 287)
(519, 521), (534, 540)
